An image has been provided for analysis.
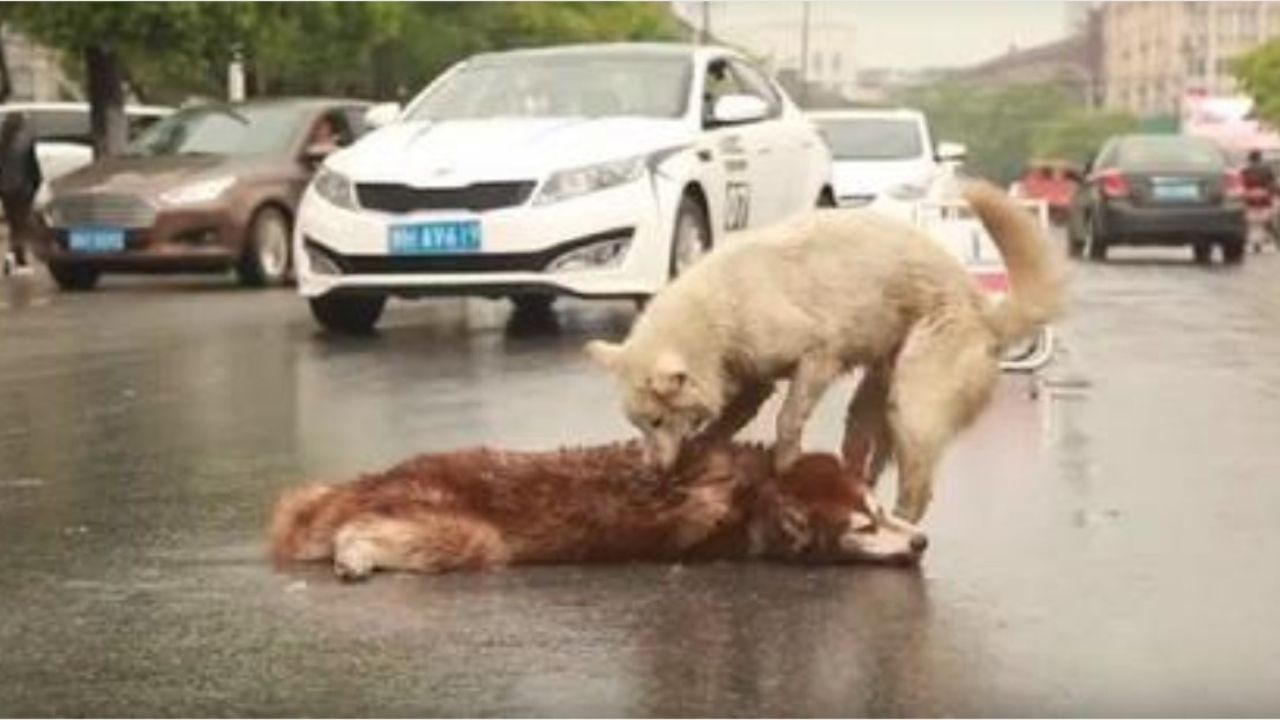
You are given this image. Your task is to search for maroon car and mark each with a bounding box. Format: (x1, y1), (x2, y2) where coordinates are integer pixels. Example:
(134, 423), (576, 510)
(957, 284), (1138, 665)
(38, 98), (369, 290)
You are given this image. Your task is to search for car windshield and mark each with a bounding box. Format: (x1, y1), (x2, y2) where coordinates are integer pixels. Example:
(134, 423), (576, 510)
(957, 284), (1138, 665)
(1114, 137), (1225, 170)
(126, 104), (308, 157)
(404, 53), (691, 121)
(816, 118), (924, 160)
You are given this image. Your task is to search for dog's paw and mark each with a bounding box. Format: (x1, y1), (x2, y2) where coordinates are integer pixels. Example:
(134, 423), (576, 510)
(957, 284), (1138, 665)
(333, 553), (373, 582)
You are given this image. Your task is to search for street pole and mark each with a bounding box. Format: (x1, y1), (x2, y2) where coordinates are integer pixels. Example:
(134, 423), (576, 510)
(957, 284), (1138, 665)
(228, 44), (246, 102)
(799, 1), (811, 106)
(700, 2), (711, 45)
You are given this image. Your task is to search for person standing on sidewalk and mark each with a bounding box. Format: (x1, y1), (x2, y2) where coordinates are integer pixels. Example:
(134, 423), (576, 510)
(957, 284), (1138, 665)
(0, 112), (42, 275)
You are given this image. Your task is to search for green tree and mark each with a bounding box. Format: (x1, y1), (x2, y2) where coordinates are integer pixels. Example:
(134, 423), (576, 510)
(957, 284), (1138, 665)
(1, 2), (682, 155)
(1031, 109), (1139, 166)
(1233, 39), (1280, 125)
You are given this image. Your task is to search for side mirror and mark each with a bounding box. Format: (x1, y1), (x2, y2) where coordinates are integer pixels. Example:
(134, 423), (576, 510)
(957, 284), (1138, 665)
(711, 95), (769, 127)
(936, 141), (967, 162)
(364, 102), (401, 130)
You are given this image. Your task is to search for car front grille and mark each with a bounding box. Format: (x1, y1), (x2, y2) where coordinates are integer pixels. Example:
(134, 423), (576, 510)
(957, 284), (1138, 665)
(49, 193), (157, 228)
(355, 182), (537, 214)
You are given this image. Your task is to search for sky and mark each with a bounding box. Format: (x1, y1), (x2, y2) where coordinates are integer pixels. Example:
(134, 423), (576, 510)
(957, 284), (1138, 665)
(681, 1), (1075, 70)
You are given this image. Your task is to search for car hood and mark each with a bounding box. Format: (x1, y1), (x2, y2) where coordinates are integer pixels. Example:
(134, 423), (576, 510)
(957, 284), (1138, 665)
(831, 158), (937, 197)
(330, 117), (693, 184)
(50, 154), (271, 197)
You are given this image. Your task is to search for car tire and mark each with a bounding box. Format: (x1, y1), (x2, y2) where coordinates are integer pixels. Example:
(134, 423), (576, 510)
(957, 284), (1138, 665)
(237, 206), (292, 287)
(668, 193), (711, 280)
(1086, 220), (1109, 262)
(1193, 242), (1213, 264)
(47, 262), (100, 291)
(309, 294), (386, 335)
(1222, 235), (1246, 265)
(816, 186), (836, 208)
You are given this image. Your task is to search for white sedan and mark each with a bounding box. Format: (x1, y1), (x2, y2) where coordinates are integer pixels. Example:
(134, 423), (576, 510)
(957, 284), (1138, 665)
(294, 43), (831, 333)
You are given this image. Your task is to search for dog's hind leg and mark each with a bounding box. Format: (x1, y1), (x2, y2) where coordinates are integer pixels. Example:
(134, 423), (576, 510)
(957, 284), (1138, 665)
(775, 350), (844, 472)
(842, 364), (894, 488)
(887, 319), (999, 523)
(333, 513), (510, 581)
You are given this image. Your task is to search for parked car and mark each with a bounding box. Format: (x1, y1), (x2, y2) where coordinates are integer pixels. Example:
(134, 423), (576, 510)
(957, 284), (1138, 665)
(0, 101), (171, 190)
(294, 43), (832, 333)
(38, 98), (370, 290)
(1010, 158), (1081, 225)
(807, 107), (965, 208)
(1067, 134), (1246, 264)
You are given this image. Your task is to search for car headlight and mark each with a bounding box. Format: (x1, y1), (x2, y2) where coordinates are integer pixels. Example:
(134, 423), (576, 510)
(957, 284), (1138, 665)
(546, 236), (632, 272)
(885, 182), (928, 202)
(312, 167), (359, 210)
(158, 176), (235, 206)
(534, 156), (645, 206)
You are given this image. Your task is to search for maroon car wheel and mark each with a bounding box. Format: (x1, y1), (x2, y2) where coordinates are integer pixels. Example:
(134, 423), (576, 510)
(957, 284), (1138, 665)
(237, 206), (292, 287)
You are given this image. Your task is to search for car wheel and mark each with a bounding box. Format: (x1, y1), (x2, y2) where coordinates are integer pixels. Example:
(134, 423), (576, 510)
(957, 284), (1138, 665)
(668, 193), (711, 279)
(309, 294), (386, 335)
(237, 206), (292, 287)
(1085, 215), (1108, 261)
(1193, 242), (1213, 264)
(47, 262), (100, 291)
(816, 186), (837, 208)
(1222, 235), (1246, 265)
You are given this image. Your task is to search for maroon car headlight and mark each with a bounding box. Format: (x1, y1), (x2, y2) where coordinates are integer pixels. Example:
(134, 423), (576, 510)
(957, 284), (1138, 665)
(158, 176), (234, 206)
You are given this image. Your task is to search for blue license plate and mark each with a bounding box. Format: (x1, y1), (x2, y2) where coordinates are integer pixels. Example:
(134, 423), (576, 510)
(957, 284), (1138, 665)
(68, 227), (126, 253)
(1152, 182), (1200, 202)
(388, 221), (481, 254)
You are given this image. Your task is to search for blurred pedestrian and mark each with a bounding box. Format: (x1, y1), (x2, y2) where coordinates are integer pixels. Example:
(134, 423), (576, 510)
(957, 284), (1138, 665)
(0, 112), (42, 276)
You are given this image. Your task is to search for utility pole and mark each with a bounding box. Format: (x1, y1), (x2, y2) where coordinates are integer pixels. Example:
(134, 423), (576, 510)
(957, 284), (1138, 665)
(799, 1), (811, 106)
(700, 2), (711, 45)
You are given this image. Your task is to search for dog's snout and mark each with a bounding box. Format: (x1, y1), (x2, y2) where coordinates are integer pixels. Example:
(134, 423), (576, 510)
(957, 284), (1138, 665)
(909, 533), (929, 554)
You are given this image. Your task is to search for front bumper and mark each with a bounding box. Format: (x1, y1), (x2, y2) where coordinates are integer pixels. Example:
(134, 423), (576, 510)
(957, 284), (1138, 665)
(1099, 200), (1245, 244)
(295, 180), (670, 300)
(39, 203), (242, 271)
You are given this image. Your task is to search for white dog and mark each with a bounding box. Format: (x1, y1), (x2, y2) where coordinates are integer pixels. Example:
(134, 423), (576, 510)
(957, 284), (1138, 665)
(587, 181), (1060, 522)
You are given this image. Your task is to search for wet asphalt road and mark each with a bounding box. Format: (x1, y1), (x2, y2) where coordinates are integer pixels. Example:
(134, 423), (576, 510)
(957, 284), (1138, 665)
(3, 241), (1280, 717)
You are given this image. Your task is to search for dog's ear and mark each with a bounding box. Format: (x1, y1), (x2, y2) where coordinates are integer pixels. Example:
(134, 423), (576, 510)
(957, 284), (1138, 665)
(584, 340), (623, 371)
(649, 351), (689, 399)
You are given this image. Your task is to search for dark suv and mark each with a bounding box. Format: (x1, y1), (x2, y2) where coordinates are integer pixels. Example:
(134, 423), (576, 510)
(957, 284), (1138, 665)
(1067, 134), (1246, 264)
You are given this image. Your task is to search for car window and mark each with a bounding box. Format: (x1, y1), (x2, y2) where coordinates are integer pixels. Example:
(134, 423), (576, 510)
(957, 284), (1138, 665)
(405, 53), (690, 121)
(25, 109), (91, 144)
(126, 113), (166, 138)
(1114, 136), (1226, 170)
(308, 110), (356, 148)
(127, 104), (311, 157)
(702, 58), (748, 125)
(814, 118), (924, 160)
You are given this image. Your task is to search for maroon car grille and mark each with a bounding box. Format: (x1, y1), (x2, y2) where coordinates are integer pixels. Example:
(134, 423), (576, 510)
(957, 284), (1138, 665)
(354, 182), (536, 213)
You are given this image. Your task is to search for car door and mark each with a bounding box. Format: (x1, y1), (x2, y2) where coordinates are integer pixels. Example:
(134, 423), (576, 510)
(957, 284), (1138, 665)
(725, 58), (818, 219)
(698, 56), (780, 234)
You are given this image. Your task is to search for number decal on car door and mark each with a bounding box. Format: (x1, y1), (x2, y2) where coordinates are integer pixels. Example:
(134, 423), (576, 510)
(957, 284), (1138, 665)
(725, 182), (751, 231)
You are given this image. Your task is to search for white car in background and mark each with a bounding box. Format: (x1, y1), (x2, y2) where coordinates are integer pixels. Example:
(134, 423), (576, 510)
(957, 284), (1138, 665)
(808, 107), (964, 212)
(294, 43), (831, 333)
(0, 102), (171, 191)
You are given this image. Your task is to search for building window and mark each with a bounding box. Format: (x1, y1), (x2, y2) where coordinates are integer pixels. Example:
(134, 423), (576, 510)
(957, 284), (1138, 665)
(832, 52), (842, 74)
(812, 51), (824, 75)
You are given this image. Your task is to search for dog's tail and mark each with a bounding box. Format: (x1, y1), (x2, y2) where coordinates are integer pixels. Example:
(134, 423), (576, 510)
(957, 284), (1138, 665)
(268, 483), (342, 565)
(963, 180), (1063, 347)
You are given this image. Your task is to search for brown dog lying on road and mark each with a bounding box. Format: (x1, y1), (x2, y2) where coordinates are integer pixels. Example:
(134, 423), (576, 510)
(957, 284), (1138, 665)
(269, 442), (927, 580)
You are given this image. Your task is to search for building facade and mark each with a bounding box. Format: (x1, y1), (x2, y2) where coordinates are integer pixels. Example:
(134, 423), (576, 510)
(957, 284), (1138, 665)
(1103, 2), (1280, 117)
(1, 25), (74, 102)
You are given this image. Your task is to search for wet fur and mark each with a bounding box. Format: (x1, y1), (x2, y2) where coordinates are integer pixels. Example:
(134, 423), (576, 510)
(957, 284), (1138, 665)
(269, 442), (919, 580)
(588, 180), (1062, 522)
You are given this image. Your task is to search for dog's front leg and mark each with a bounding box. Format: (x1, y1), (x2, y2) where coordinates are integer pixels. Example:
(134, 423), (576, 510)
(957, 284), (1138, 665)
(701, 381), (774, 445)
(775, 352), (843, 472)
